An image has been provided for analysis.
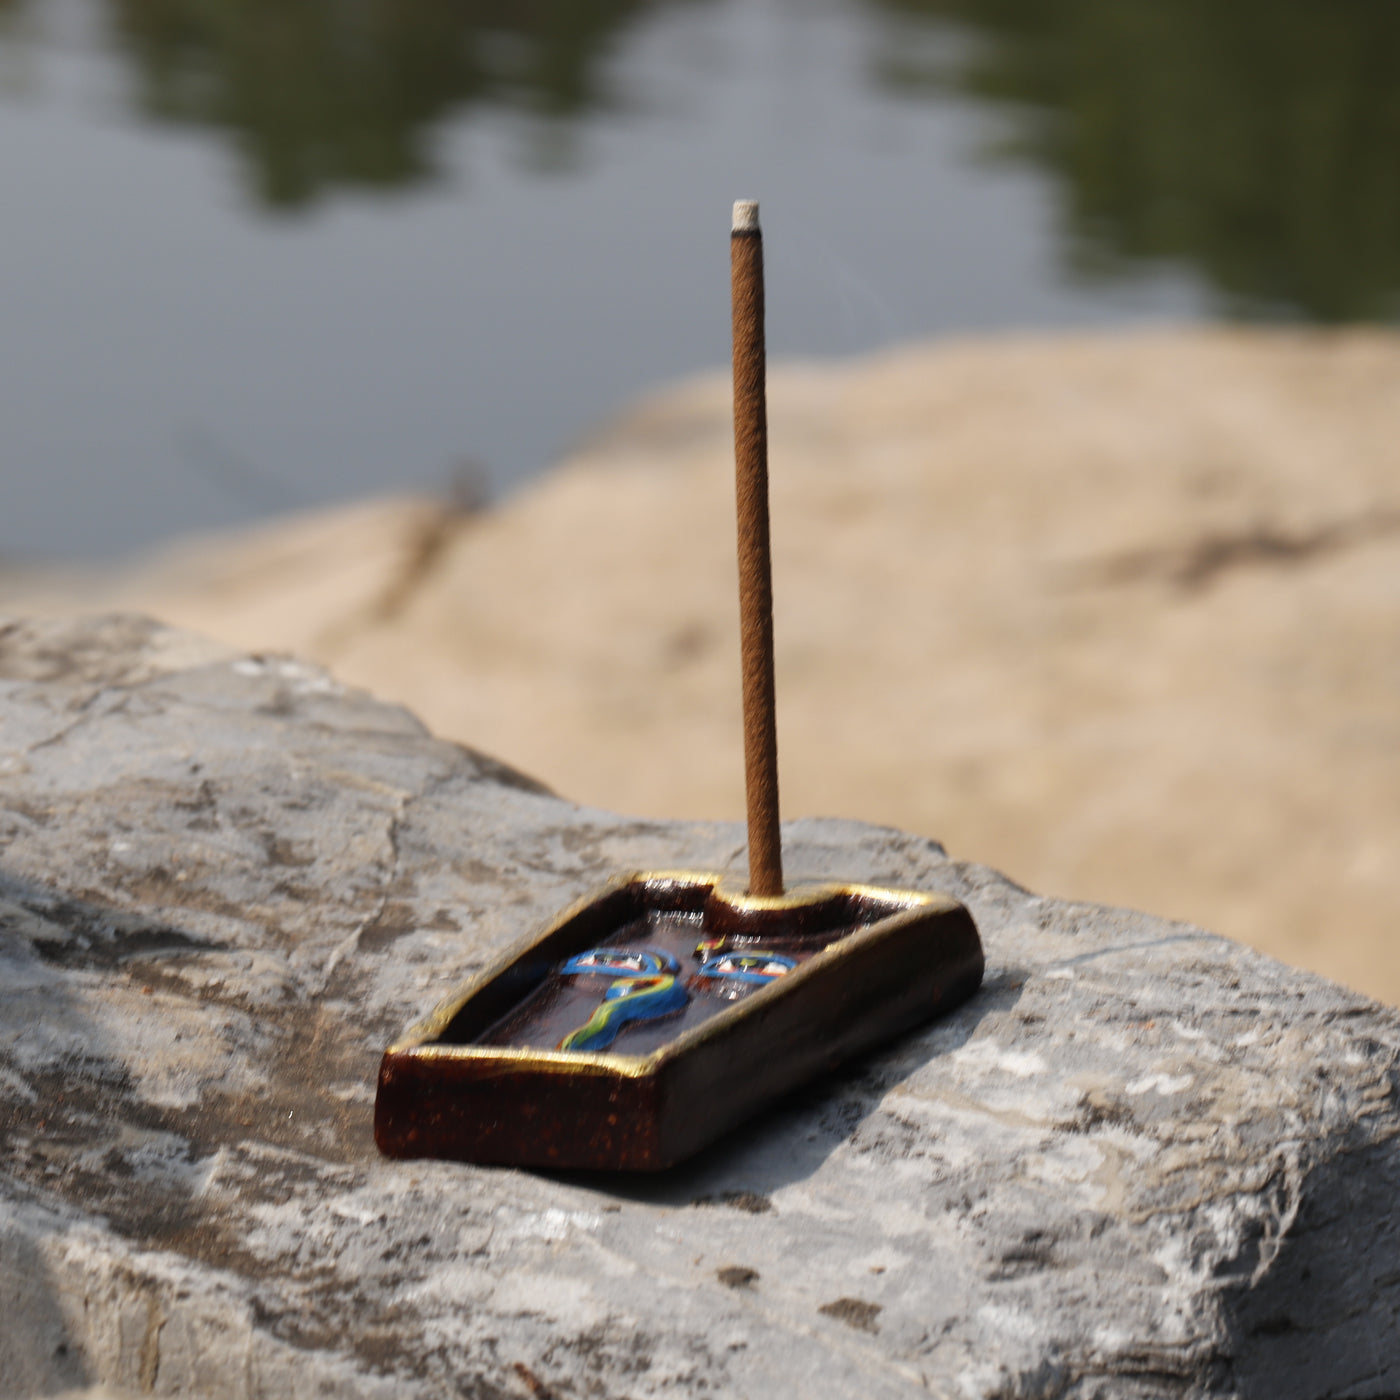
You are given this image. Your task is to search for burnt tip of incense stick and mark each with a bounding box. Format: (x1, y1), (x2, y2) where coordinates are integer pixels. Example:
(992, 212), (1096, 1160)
(732, 200), (760, 235)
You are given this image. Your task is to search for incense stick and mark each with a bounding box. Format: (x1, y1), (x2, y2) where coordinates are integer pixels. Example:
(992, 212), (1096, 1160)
(730, 199), (783, 897)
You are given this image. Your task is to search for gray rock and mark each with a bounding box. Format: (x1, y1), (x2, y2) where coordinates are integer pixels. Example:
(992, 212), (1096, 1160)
(0, 614), (1397, 1400)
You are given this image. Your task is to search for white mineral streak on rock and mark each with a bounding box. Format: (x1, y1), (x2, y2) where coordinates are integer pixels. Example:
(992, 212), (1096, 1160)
(0, 615), (1398, 1398)
(951, 1040), (1048, 1080)
(1126, 1072), (1195, 1096)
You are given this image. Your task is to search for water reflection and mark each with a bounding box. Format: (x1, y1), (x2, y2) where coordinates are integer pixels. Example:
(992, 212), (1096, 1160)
(8, 0), (1398, 317)
(100, 0), (678, 208)
(1, 0), (1393, 558)
(870, 0), (1400, 320)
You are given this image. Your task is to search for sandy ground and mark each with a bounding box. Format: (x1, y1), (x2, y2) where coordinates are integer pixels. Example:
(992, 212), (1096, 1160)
(5, 327), (1398, 1002)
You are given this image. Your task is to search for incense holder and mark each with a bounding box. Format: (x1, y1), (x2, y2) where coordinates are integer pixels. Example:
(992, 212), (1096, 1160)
(374, 871), (984, 1171)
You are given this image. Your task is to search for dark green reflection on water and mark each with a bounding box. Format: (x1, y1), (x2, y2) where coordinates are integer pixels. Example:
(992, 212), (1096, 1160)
(871, 0), (1400, 321)
(7, 0), (1398, 322)
(99, 0), (673, 208)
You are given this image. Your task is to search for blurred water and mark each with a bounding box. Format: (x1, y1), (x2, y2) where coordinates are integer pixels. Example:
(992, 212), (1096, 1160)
(1, 0), (1394, 560)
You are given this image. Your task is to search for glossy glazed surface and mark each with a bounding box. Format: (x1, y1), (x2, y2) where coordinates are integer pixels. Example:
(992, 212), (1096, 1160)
(476, 910), (842, 1056)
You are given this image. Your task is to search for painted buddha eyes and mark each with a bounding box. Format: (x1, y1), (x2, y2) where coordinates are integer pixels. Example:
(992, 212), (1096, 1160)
(556, 943), (796, 1052)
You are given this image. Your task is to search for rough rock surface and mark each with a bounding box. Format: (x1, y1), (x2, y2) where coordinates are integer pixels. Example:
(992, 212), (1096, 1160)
(1, 615), (1398, 1400)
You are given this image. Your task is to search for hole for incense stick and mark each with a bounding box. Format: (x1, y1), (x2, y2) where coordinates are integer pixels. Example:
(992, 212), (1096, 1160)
(730, 200), (783, 897)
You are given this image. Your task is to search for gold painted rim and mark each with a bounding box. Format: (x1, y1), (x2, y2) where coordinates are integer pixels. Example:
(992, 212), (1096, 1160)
(384, 871), (956, 1074)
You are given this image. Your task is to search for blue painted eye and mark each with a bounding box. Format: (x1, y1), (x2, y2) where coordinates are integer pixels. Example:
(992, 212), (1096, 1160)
(561, 947), (678, 978)
(696, 952), (796, 985)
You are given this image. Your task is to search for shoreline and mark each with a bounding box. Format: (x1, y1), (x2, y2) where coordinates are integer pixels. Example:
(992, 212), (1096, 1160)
(5, 325), (1399, 1001)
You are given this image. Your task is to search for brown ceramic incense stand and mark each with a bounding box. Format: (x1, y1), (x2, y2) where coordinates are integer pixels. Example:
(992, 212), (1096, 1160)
(374, 203), (984, 1172)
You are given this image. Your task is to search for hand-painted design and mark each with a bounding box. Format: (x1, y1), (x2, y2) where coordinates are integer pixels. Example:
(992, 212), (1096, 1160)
(697, 952), (797, 985)
(558, 947), (689, 1052)
(561, 948), (676, 978)
(694, 933), (727, 960)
